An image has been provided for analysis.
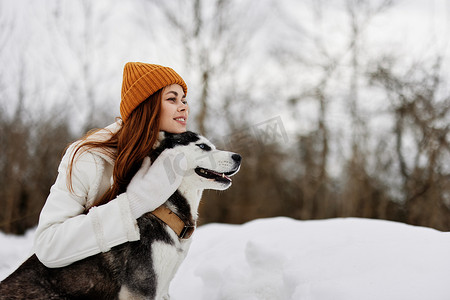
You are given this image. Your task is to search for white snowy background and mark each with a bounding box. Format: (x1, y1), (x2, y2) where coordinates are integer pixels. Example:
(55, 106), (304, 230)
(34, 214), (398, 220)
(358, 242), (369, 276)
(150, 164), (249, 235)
(1, 1), (450, 299)
(2, 217), (450, 299)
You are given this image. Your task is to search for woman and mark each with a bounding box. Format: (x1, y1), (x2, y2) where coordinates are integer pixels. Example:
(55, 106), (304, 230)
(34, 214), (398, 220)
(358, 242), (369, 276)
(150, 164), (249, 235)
(33, 62), (189, 268)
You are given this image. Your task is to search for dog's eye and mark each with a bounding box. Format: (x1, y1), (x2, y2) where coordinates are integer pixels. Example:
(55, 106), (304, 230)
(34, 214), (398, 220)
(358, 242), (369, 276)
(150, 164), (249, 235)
(196, 143), (211, 151)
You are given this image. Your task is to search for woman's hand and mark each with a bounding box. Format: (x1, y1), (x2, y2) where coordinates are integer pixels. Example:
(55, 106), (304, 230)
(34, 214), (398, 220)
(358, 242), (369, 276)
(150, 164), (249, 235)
(126, 148), (187, 219)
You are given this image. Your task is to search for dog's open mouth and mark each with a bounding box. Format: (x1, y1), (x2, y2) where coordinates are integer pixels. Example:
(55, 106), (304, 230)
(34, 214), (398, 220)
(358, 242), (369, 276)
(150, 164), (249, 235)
(195, 167), (234, 184)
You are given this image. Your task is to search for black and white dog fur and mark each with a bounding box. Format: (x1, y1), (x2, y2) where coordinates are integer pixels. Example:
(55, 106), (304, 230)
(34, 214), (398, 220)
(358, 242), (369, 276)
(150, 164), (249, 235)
(0, 131), (241, 300)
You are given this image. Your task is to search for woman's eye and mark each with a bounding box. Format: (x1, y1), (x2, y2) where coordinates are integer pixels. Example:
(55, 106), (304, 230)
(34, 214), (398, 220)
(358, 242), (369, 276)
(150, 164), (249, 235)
(182, 100), (188, 105)
(167, 98), (176, 102)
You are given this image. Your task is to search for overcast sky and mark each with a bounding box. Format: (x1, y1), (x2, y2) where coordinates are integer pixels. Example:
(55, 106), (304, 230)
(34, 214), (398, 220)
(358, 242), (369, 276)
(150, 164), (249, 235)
(0, 0), (449, 130)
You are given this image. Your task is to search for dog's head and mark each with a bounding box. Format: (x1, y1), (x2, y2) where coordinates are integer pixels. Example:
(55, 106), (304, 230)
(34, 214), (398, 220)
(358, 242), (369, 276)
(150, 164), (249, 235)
(152, 131), (241, 191)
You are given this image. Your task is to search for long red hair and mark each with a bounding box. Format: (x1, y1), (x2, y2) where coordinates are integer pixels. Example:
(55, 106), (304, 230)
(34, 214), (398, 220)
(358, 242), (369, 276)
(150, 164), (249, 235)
(68, 89), (163, 208)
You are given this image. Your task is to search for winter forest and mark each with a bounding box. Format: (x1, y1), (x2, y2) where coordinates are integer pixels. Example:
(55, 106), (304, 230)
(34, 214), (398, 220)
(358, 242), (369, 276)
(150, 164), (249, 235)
(1, 0), (449, 235)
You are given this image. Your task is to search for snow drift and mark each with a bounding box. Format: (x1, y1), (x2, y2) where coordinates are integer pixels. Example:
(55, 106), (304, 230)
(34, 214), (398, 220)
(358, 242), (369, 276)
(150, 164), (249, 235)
(1, 217), (449, 299)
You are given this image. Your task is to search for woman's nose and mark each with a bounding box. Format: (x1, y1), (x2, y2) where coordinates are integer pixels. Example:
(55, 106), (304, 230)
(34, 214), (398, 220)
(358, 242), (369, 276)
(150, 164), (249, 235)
(178, 102), (188, 111)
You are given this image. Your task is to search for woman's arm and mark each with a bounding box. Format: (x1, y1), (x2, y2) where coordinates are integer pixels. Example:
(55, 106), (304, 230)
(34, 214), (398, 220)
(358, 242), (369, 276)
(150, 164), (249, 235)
(33, 146), (140, 268)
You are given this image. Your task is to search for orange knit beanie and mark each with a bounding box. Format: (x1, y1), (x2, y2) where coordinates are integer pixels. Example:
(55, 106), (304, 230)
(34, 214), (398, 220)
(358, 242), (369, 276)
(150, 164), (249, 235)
(120, 62), (188, 122)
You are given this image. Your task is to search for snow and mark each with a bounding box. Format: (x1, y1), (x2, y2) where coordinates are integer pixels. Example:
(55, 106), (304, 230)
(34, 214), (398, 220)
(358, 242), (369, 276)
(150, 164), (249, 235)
(1, 217), (450, 299)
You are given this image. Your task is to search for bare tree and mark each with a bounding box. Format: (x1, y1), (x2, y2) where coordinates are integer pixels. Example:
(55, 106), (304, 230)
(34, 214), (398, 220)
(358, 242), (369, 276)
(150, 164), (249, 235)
(44, 0), (117, 131)
(369, 56), (450, 229)
(272, 0), (395, 219)
(339, 0), (396, 217)
(144, 0), (263, 136)
(0, 60), (32, 233)
(0, 55), (75, 234)
(0, 2), (83, 233)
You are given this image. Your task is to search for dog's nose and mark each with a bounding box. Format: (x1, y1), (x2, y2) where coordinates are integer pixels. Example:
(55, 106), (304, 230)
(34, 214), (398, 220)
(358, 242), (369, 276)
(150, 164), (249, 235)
(232, 153), (242, 164)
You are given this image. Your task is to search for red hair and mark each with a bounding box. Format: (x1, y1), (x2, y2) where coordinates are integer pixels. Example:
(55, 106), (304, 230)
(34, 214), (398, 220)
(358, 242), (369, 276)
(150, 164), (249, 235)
(67, 89), (163, 208)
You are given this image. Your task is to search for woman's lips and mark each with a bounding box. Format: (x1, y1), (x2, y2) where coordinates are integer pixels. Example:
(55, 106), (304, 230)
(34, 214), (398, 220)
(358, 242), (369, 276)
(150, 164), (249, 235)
(174, 117), (187, 125)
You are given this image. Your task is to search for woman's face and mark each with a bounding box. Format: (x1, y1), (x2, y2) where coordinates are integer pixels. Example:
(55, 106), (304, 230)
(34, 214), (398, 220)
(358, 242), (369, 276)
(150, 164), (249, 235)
(159, 84), (188, 133)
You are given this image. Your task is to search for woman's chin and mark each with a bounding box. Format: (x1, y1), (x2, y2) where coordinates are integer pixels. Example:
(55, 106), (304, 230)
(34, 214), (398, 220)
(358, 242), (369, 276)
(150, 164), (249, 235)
(163, 126), (187, 134)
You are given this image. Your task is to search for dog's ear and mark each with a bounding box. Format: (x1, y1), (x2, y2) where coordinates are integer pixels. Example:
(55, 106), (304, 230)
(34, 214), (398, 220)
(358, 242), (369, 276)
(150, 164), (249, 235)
(151, 131), (173, 160)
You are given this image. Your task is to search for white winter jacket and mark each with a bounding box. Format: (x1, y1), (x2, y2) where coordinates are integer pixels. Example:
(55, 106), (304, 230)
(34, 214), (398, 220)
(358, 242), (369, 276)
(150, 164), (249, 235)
(33, 122), (140, 268)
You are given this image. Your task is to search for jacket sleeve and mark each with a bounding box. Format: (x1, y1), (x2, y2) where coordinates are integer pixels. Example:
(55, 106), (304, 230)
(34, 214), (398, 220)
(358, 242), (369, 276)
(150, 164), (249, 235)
(33, 145), (140, 268)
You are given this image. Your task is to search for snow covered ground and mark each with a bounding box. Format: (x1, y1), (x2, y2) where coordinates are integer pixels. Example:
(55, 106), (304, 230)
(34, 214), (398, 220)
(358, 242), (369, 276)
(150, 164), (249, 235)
(1, 217), (450, 299)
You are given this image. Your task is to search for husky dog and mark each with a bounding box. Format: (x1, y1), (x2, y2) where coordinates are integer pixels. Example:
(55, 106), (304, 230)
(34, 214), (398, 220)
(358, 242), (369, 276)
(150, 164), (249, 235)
(0, 131), (241, 300)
